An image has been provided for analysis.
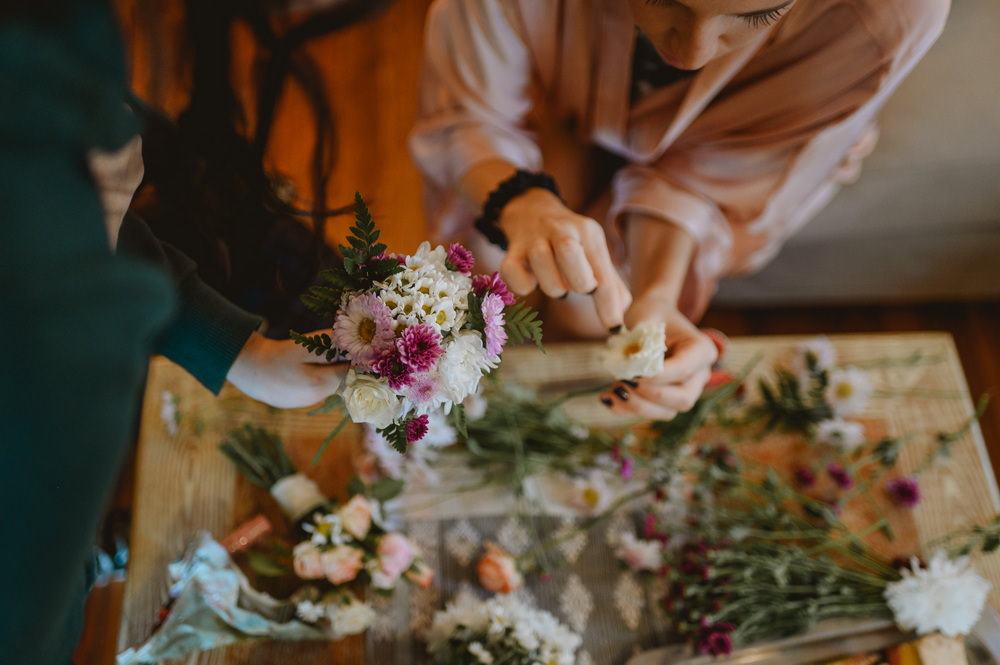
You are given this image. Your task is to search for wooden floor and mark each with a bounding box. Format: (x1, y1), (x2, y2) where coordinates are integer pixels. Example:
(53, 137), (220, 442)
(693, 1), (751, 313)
(75, 2), (1000, 663)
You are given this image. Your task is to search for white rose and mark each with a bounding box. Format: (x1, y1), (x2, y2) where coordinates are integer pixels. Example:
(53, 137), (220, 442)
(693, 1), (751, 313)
(270, 473), (326, 521)
(603, 321), (667, 380)
(438, 331), (496, 403)
(340, 370), (401, 428)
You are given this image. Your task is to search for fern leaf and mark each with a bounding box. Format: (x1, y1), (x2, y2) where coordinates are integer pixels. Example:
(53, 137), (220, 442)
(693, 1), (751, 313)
(290, 330), (337, 357)
(505, 302), (545, 351)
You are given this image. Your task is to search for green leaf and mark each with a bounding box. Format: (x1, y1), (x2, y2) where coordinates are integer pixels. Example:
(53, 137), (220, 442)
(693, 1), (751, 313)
(247, 551), (291, 577)
(378, 421), (410, 454)
(505, 302), (545, 351)
(984, 534), (1000, 553)
(449, 402), (469, 438)
(311, 413), (351, 466)
(290, 330), (338, 358)
(372, 478), (406, 503)
(347, 475), (366, 498)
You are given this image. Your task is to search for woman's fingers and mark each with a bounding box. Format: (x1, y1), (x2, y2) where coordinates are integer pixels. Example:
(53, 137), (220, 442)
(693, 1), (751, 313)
(526, 240), (570, 298)
(500, 251), (538, 295)
(600, 383), (679, 420)
(552, 235), (598, 294)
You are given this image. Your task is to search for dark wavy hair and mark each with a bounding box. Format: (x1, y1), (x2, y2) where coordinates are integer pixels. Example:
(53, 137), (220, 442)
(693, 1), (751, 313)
(136, 0), (393, 335)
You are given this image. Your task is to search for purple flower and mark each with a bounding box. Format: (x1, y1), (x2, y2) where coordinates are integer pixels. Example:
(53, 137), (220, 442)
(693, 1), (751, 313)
(886, 476), (921, 508)
(794, 467), (816, 488)
(371, 349), (415, 390)
(445, 243), (475, 274)
(471, 271), (516, 306)
(480, 293), (508, 360)
(331, 293), (395, 370)
(396, 324), (443, 373)
(373, 251), (406, 266)
(702, 631), (734, 656)
(826, 462), (854, 490)
(405, 414), (430, 443)
(620, 457), (634, 480)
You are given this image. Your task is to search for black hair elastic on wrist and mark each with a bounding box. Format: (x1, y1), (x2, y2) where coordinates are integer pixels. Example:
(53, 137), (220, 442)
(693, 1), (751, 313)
(473, 169), (562, 251)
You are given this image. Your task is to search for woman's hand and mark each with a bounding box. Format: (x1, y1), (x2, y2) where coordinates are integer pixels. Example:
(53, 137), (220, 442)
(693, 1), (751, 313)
(497, 188), (631, 330)
(599, 296), (718, 420)
(226, 332), (347, 408)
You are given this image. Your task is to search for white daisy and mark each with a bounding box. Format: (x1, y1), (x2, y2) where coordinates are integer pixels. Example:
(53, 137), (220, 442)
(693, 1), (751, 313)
(813, 418), (866, 451)
(825, 366), (873, 417)
(603, 321), (667, 380)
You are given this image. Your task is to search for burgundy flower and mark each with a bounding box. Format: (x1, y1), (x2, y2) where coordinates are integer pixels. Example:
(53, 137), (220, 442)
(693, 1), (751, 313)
(702, 631), (734, 656)
(405, 414), (430, 443)
(826, 462), (854, 490)
(654, 486), (667, 501)
(886, 476), (921, 508)
(794, 467), (816, 488)
(396, 324), (443, 373)
(372, 349), (415, 390)
(471, 271), (516, 306)
(445, 243), (475, 273)
(643, 513), (657, 539)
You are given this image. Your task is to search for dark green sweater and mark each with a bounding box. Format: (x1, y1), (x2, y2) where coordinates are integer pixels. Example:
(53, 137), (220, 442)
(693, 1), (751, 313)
(0, 3), (260, 663)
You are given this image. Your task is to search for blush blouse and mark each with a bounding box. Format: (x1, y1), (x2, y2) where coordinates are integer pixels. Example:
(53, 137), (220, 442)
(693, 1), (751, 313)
(409, 0), (949, 318)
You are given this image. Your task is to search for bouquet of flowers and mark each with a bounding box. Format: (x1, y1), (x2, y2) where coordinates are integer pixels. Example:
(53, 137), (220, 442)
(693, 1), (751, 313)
(219, 425), (433, 638)
(426, 593), (581, 665)
(291, 193), (543, 456)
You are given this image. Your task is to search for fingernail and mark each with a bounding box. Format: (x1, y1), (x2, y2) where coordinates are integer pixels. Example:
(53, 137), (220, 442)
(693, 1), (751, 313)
(600, 396), (613, 407)
(613, 386), (630, 401)
(587, 287), (598, 295)
(623, 379), (639, 388)
(609, 325), (622, 334)
(558, 292), (569, 300)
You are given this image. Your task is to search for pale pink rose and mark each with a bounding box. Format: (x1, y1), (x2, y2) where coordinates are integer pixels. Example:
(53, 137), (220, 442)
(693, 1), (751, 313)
(377, 533), (415, 581)
(339, 495), (373, 541)
(405, 558), (435, 589)
(292, 542), (324, 580)
(476, 542), (523, 594)
(321, 545), (364, 584)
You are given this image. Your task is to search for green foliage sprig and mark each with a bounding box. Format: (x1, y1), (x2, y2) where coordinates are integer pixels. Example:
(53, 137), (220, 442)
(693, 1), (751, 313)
(219, 424), (297, 489)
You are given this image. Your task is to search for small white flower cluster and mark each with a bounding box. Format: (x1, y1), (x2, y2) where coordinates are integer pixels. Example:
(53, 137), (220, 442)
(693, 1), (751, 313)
(615, 532), (664, 572)
(380, 242), (470, 334)
(295, 594), (377, 639)
(787, 336), (873, 452)
(884, 550), (992, 637)
(427, 594), (581, 665)
(603, 321), (667, 380)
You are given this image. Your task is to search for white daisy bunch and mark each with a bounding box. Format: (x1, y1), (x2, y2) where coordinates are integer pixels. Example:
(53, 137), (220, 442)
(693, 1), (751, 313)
(294, 592), (377, 639)
(427, 594), (581, 665)
(293, 195), (542, 454)
(884, 550), (992, 637)
(603, 321), (667, 380)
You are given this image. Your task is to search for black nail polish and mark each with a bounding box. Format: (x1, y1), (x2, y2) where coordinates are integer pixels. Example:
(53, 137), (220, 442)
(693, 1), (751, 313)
(623, 379), (639, 388)
(600, 396), (613, 407)
(609, 325), (622, 334)
(613, 386), (630, 401)
(587, 287), (598, 295)
(558, 292), (569, 300)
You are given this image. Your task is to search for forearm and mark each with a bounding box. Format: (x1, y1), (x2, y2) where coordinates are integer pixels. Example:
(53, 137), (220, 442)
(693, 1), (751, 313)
(458, 158), (520, 213)
(625, 212), (696, 310)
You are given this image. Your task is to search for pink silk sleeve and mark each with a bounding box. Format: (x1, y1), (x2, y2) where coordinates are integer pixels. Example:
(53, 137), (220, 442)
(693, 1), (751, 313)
(409, 0), (545, 241)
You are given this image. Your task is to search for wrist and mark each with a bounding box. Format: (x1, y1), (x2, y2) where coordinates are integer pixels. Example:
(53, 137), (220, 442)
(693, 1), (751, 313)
(499, 187), (564, 226)
(474, 170), (562, 250)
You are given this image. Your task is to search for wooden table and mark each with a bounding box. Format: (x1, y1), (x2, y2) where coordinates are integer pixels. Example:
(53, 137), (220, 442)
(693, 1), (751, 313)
(119, 332), (1000, 663)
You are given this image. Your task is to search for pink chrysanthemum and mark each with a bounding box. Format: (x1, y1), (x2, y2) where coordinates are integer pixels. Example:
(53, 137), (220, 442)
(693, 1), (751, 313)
(373, 251), (406, 266)
(401, 372), (446, 411)
(371, 349), (415, 390)
(396, 324), (443, 373)
(480, 293), (507, 360)
(471, 271), (516, 306)
(331, 293), (395, 370)
(886, 476), (921, 508)
(405, 414), (430, 443)
(445, 243), (475, 274)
